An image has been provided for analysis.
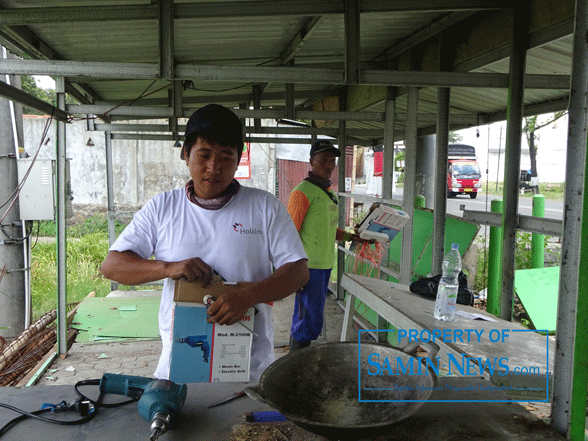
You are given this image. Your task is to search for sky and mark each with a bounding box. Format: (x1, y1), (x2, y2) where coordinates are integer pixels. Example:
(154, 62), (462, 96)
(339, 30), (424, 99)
(33, 75), (55, 89)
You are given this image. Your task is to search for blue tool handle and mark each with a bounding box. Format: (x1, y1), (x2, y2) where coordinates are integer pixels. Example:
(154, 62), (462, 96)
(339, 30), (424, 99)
(138, 380), (188, 424)
(246, 411), (287, 422)
(99, 373), (152, 397)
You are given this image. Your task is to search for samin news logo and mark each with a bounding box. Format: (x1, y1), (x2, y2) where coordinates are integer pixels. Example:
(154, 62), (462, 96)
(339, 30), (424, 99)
(358, 328), (550, 403)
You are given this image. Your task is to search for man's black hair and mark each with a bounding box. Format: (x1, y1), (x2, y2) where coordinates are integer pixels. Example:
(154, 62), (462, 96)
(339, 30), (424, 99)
(181, 104), (244, 162)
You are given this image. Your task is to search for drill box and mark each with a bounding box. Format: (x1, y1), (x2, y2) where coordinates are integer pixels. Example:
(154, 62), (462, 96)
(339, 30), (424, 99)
(356, 204), (410, 243)
(169, 302), (255, 383)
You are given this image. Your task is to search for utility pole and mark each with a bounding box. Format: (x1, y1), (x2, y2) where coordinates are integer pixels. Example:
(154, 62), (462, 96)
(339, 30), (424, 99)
(0, 48), (26, 339)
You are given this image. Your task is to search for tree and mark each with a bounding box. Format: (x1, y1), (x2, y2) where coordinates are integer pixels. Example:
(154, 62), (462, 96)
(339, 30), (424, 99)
(522, 111), (567, 194)
(20, 75), (56, 115)
(449, 131), (463, 143)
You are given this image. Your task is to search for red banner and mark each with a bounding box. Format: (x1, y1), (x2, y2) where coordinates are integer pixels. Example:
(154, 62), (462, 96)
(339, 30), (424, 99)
(235, 143), (251, 180)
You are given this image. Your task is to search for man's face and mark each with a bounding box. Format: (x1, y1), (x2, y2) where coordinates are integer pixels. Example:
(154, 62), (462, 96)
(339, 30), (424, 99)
(310, 151), (338, 180)
(185, 137), (239, 199)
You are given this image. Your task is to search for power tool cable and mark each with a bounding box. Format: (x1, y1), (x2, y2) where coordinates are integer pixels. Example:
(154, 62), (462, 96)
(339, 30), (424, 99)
(0, 398), (97, 436)
(74, 378), (139, 408)
(0, 405), (54, 436)
(0, 377), (138, 437)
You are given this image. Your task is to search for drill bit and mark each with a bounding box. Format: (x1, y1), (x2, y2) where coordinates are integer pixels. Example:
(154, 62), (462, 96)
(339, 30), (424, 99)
(150, 428), (161, 441)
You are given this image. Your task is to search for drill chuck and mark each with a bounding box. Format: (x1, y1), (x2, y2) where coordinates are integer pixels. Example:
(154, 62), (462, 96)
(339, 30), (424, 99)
(150, 412), (172, 441)
(99, 374), (187, 439)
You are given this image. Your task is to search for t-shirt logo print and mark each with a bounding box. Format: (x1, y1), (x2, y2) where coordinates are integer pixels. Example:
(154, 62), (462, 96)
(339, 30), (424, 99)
(233, 223), (262, 235)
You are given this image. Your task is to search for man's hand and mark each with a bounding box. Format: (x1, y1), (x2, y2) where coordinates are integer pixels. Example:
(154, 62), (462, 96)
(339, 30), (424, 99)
(164, 257), (213, 287)
(205, 290), (251, 326)
(205, 259), (309, 326)
(349, 233), (376, 245)
(101, 250), (215, 287)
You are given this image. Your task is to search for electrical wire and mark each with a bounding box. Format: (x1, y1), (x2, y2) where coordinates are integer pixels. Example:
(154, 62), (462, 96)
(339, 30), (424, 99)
(187, 82), (255, 93)
(257, 57), (281, 66)
(1, 74), (170, 232)
(74, 379), (139, 408)
(0, 110), (54, 224)
(184, 56), (281, 93)
(0, 378), (139, 437)
(97, 80), (169, 118)
(69, 56), (281, 120)
(0, 400), (98, 437)
(30, 220), (41, 250)
(0, 407), (53, 436)
(0, 401), (97, 427)
(70, 80), (172, 122)
(0, 223), (32, 242)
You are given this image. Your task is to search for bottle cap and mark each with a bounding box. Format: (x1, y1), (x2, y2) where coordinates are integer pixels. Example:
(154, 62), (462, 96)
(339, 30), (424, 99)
(451, 243), (459, 250)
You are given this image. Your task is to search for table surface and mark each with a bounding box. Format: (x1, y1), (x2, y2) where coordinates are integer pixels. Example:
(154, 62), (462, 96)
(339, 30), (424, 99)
(0, 377), (564, 440)
(341, 274), (553, 393)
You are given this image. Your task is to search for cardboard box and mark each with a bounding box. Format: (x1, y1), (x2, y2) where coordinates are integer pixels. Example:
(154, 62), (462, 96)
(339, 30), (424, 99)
(174, 274), (253, 303)
(169, 275), (255, 383)
(169, 303), (254, 383)
(356, 204), (410, 243)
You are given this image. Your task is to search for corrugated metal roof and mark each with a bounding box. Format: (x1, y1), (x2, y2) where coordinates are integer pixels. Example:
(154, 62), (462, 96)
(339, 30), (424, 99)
(0, 1), (576, 143)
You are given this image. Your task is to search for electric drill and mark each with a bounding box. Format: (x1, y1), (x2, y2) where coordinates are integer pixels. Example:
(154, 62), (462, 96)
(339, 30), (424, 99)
(176, 335), (210, 362)
(99, 373), (187, 441)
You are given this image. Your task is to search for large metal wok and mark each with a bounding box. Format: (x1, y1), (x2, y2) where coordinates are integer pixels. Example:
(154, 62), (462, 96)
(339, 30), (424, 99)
(245, 341), (438, 440)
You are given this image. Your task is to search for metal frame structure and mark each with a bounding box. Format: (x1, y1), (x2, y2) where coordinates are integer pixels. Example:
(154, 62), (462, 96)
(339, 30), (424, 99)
(0, 1), (585, 437)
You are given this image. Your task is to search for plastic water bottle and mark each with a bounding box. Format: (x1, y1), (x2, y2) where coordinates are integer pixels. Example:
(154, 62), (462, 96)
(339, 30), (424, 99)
(434, 243), (461, 321)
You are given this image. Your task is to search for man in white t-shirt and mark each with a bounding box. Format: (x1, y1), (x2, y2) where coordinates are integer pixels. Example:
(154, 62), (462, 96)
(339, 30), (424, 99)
(101, 104), (309, 381)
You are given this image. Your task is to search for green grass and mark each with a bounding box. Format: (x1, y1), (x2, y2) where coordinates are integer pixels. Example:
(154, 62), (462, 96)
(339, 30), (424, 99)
(37, 213), (128, 237)
(31, 233), (112, 320)
(30, 215), (128, 321)
(474, 232), (561, 293)
(482, 181), (565, 200)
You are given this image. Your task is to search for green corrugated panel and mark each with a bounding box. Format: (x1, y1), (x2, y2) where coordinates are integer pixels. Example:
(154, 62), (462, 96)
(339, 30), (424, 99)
(387, 207), (480, 280)
(514, 266), (559, 333)
(71, 297), (160, 343)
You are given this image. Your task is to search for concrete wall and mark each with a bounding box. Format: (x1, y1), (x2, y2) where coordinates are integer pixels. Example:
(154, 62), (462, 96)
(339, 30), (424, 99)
(22, 116), (273, 218)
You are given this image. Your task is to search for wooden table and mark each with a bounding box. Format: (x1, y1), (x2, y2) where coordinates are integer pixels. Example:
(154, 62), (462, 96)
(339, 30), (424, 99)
(340, 273), (553, 401)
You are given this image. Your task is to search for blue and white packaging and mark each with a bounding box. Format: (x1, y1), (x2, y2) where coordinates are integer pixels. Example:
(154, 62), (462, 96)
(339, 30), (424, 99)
(169, 302), (254, 383)
(357, 204), (410, 243)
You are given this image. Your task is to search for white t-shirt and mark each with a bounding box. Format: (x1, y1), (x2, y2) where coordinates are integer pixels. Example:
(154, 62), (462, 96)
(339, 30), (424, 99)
(110, 185), (307, 381)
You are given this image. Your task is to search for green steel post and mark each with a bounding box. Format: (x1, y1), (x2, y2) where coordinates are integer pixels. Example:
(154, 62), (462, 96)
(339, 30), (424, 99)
(414, 194), (425, 208)
(487, 199), (503, 317)
(569, 152), (588, 440)
(531, 194), (545, 268)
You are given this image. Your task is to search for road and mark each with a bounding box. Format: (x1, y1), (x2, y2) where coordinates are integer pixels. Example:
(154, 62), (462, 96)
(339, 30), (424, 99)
(444, 192), (564, 220)
(353, 185), (564, 220)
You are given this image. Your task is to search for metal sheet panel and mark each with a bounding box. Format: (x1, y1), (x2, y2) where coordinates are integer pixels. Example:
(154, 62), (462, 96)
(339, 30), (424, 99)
(277, 154), (354, 224)
(0, 1), (574, 146)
